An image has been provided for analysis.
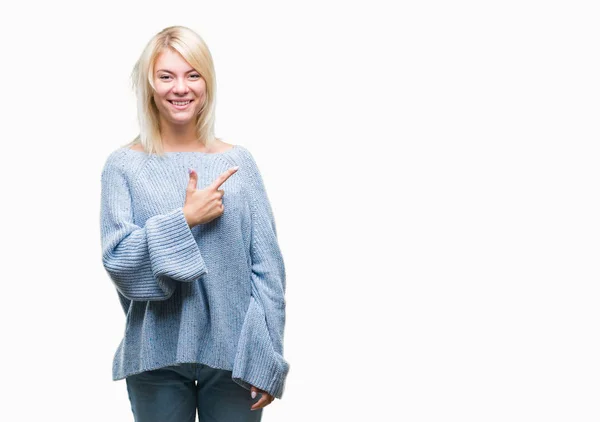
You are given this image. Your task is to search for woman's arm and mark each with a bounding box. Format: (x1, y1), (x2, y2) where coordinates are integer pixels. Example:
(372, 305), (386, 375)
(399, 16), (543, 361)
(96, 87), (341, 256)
(100, 152), (208, 301)
(232, 148), (289, 399)
(247, 155), (287, 356)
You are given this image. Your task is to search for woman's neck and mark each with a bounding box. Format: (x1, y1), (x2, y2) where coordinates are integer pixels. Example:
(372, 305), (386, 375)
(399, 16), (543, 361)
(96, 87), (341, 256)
(159, 121), (204, 150)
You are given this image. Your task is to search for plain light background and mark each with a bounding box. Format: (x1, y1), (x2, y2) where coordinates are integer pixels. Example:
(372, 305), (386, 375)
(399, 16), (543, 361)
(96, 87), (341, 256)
(0, 0), (599, 421)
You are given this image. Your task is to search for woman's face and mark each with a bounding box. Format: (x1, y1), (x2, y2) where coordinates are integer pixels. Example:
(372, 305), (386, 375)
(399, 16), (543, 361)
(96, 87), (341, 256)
(152, 48), (206, 128)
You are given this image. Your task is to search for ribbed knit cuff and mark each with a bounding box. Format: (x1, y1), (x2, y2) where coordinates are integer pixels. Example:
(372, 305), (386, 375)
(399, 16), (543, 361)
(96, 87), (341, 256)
(145, 207), (208, 282)
(232, 296), (290, 399)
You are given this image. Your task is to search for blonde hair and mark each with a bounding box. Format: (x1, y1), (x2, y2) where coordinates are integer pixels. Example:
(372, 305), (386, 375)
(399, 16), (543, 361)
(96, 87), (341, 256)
(126, 26), (219, 155)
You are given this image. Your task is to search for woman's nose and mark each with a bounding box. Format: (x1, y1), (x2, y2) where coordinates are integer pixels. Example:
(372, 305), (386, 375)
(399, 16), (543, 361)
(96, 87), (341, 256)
(173, 78), (189, 94)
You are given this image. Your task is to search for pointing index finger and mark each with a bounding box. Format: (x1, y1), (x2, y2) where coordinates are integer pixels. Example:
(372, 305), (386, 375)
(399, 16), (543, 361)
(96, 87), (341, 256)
(210, 166), (239, 190)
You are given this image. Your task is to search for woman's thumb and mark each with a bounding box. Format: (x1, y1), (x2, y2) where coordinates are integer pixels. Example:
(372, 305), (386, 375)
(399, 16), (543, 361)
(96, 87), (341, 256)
(187, 168), (198, 191)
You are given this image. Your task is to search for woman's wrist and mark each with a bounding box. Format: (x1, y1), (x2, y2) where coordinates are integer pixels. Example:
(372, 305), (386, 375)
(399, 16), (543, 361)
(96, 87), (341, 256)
(182, 207), (196, 228)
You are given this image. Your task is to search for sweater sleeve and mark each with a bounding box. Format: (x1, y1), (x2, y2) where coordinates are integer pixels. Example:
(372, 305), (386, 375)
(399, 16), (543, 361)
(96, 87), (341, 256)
(232, 149), (290, 399)
(100, 152), (208, 301)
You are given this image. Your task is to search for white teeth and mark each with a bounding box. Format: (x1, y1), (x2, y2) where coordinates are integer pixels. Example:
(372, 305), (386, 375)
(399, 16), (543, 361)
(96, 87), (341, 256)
(172, 101), (191, 106)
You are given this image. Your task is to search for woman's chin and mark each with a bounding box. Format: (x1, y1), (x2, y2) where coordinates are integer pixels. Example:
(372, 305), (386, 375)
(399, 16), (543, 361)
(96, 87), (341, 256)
(166, 115), (196, 126)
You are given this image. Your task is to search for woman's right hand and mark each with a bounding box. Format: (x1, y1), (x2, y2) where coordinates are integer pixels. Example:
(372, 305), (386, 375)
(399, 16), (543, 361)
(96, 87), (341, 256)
(183, 166), (239, 227)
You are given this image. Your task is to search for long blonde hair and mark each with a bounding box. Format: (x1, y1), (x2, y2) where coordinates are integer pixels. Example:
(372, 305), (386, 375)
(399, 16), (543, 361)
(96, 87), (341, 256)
(127, 26), (219, 155)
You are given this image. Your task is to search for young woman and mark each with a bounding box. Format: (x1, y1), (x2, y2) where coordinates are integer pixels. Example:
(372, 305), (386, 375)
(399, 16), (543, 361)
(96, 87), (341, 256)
(99, 26), (289, 422)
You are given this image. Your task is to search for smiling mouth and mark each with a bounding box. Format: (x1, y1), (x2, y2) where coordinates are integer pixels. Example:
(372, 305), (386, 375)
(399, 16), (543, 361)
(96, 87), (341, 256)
(169, 100), (193, 106)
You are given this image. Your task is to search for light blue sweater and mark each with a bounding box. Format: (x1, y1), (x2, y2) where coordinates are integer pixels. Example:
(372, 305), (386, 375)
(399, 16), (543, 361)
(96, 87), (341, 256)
(99, 144), (289, 399)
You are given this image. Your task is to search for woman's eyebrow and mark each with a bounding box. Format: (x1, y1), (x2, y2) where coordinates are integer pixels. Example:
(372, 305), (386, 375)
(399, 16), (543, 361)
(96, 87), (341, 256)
(156, 69), (197, 74)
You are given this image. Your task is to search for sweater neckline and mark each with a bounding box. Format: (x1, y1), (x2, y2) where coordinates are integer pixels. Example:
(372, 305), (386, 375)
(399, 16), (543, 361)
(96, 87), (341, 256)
(125, 145), (239, 156)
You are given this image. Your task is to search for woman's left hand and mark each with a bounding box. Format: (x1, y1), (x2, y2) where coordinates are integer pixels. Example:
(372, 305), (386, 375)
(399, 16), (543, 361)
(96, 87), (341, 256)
(250, 386), (274, 410)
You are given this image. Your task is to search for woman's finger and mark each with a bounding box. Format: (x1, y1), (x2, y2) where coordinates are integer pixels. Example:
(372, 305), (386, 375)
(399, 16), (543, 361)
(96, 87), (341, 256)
(187, 168), (198, 192)
(250, 394), (272, 411)
(250, 388), (274, 411)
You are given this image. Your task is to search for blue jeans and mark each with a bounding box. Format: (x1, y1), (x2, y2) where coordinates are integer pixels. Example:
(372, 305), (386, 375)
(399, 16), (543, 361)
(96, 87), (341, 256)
(125, 363), (263, 422)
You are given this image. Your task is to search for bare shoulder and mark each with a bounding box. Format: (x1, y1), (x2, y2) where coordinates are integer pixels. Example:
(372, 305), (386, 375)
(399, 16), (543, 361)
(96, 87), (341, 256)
(129, 143), (144, 152)
(215, 139), (236, 153)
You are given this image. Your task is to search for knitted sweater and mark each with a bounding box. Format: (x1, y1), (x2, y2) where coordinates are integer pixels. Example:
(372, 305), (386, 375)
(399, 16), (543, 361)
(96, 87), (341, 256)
(99, 144), (289, 399)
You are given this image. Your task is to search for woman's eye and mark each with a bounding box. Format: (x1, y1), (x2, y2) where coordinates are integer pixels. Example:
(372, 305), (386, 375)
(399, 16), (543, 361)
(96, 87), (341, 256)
(158, 74), (199, 80)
